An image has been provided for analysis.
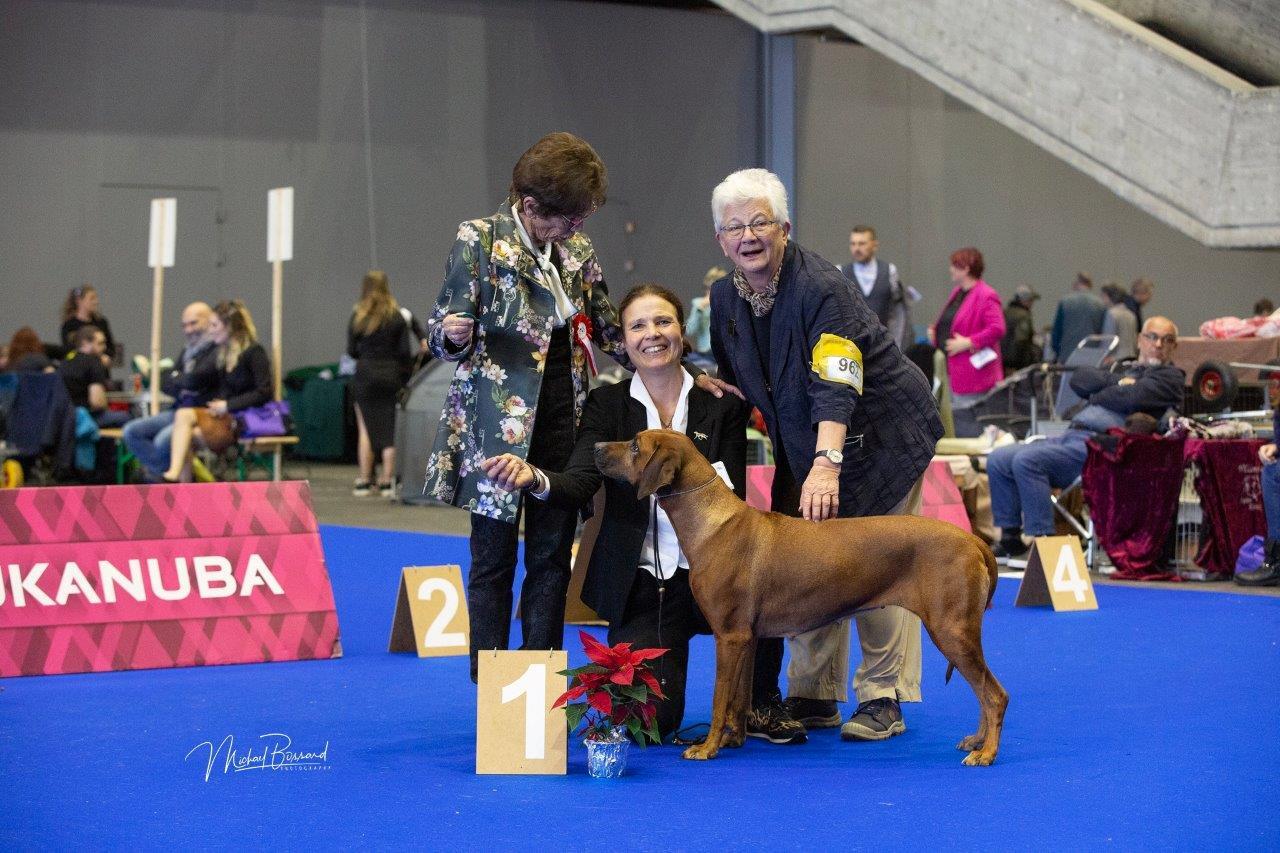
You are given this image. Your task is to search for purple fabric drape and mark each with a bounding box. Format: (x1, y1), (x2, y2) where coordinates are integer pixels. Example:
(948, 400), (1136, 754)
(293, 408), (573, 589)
(1082, 430), (1186, 580)
(1186, 438), (1266, 577)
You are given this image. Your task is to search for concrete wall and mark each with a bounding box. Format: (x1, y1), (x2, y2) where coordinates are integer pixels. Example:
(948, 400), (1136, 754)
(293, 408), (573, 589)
(710, 0), (1280, 248)
(794, 38), (1280, 342)
(0, 0), (759, 371)
(1095, 0), (1280, 84)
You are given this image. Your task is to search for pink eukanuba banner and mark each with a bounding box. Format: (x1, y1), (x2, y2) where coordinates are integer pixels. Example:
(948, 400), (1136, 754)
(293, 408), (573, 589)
(0, 481), (341, 677)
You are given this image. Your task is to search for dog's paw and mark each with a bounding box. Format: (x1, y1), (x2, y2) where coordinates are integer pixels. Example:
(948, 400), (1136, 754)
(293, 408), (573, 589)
(720, 731), (745, 749)
(682, 744), (718, 761)
(956, 734), (985, 751)
(961, 751), (996, 767)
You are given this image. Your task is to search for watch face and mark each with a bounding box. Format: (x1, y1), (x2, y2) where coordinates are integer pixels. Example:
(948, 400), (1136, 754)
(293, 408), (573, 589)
(817, 449), (843, 464)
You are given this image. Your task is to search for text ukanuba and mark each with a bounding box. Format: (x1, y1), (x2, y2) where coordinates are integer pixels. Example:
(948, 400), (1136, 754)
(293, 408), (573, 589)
(0, 555), (285, 607)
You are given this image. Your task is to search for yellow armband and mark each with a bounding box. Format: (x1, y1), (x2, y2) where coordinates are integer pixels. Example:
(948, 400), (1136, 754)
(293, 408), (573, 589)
(811, 333), (864, 394)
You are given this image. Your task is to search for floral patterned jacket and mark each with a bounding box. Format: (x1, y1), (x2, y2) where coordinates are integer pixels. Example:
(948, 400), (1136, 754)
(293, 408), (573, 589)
(424, 210), (629, 522)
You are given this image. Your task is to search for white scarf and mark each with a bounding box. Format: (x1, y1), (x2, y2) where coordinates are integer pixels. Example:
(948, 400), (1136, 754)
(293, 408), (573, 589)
(511, 203), (576, 326)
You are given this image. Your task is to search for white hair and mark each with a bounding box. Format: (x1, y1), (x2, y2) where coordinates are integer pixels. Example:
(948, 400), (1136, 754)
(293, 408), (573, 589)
(711, 168), (790, 231)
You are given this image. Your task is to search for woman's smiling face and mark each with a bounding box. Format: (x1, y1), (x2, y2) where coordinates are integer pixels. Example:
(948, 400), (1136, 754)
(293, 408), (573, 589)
(622, 294), (683, 374)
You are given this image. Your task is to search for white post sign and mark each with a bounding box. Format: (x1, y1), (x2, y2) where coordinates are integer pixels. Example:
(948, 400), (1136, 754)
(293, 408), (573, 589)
(267, 187), (293, 400)
(148, 198), (176, 269)
(147, 198), (176, 415)
(267, 187), (294, 263)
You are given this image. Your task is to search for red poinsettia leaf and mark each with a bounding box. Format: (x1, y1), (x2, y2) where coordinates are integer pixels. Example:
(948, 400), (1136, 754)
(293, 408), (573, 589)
(609, 664), (635, 686)
(627, 647), (668, 664)
(640, 702), (656, 727)
(610, 706), (629, 725)
(578, 671), (608, 690)
(551, 683), (587, 709)
(588, 689), (612, 716)
(638, 669), (667, 701)
(580, 630), (614, 665)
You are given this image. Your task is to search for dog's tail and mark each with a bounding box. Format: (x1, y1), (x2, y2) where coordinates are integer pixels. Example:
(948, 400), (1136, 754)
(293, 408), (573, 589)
(981, 542), (999, 611)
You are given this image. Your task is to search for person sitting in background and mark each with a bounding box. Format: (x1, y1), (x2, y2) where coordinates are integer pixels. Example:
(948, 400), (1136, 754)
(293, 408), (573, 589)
(122, 302), (218, 480)
(1100, 282), (1138, 361)
(1001, 285), (1042, 373)
(162, 300), (272, 482)
(1236, 403), (1280, 587)
(6, 327), (55, 373)
(987, 317), (1184, 561)
(1254, 298), (1275, 318)
(1050, 272), (1105, 362)
(930, 247), (1005, 437)
(59, 326), (128, 427)
(683, 265), (726, 370)
(482, 284), (750, 740)
(60, 285), (118, 367)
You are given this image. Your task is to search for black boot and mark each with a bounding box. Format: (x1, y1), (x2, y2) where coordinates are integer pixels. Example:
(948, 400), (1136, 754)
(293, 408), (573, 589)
(1236, 538), (1280, 587)
(992, 528), (1029, 562)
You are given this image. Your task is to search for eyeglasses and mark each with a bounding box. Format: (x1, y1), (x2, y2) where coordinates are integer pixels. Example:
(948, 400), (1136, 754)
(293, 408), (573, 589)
(719, 219), (780, 239)
(557, 208), (595, 230)
(1141, 332), (1177, 346)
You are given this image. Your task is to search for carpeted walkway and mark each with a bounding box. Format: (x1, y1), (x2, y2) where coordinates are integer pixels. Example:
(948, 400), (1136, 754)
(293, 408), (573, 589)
(2, 525), (1277, 850)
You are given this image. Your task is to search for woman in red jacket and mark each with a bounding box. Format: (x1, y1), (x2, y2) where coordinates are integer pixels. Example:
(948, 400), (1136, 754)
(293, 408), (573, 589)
(930, 248), (1005, 437)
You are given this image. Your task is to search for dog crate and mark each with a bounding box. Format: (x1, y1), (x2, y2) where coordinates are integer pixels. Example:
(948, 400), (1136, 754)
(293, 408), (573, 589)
(1169, 463), (1207, 580)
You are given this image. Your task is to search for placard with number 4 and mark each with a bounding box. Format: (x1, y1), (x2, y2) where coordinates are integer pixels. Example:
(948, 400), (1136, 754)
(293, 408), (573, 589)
(1014, 536), (1098, 611)
(388, 565), (470, 657)
(476, 650), (567, 775)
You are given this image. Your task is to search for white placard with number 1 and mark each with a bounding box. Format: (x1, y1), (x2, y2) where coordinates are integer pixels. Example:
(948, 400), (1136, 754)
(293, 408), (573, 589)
(476, 650), (567, 775)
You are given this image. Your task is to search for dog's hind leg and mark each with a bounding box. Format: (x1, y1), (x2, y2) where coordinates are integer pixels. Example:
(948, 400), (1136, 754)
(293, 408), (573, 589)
(924, 615), (1008, 766)
(683, 634), (752, 761)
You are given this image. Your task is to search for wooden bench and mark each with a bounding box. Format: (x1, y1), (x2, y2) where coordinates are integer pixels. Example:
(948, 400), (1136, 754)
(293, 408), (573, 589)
(235, 435), (299, 482)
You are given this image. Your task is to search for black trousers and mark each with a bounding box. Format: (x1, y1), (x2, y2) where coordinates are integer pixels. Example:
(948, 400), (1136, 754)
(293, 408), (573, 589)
(467, 336), (576, 681)
(609, 566), (784, 739)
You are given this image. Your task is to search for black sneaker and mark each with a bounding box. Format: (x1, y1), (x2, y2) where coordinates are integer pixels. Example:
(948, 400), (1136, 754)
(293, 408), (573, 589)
(841, 697), (906, 741)
(746, 695), (807, 745)
(783, 696), (843, 729)
(1235, 559), (1280, 587)
(992, 538), (1029, 563)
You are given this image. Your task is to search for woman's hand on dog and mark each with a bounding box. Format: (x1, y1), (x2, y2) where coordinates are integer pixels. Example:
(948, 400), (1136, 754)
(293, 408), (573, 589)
(481, 453), (536, 491)
(800, 463), (840, 521)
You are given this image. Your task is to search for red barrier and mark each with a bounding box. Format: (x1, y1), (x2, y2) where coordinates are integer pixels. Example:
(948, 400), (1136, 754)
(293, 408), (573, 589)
(0, 481), (341, 677)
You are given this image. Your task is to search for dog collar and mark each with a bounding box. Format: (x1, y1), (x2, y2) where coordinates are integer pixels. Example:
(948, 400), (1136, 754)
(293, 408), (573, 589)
(655, 474), (721, 501)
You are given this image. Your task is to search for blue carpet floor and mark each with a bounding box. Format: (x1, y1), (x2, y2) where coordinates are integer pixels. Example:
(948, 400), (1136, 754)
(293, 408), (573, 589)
(2, 524), (1278, 851)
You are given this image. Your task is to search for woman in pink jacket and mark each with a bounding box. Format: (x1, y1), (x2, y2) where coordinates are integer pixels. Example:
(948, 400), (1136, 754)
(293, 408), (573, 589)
(930, 247), (1005, 437)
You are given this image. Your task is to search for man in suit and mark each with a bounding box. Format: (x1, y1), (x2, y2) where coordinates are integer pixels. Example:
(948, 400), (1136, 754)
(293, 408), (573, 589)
(708, 169), (943, 743)
(1050, 272), (1106, 362)
(840, 225), (912, 349)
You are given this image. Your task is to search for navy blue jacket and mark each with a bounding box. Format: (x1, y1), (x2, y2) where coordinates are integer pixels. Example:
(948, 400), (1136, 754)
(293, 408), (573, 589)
(710, 241), (942, 517)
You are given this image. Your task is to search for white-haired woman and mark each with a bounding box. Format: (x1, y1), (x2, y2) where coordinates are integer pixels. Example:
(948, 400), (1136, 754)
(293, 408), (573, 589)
(706, 167), (942, 743)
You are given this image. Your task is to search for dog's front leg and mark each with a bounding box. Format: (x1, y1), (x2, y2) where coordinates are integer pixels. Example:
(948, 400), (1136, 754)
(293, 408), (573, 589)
(683, 634), (751, 760)
(718, 637), (756, 749)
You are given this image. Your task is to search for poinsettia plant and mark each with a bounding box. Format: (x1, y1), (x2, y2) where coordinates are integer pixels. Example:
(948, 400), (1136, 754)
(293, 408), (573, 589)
(552, 630), (668, 746)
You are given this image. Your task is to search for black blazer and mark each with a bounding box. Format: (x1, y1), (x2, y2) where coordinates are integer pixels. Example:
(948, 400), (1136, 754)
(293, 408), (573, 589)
(541, 378), (748, 626)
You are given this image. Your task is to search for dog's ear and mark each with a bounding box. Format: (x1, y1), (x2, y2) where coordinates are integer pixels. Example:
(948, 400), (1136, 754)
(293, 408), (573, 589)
(635, 439), (677, 500)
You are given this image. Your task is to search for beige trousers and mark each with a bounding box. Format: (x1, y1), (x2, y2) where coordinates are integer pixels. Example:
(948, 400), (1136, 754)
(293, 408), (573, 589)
(785, 475), (925, 704)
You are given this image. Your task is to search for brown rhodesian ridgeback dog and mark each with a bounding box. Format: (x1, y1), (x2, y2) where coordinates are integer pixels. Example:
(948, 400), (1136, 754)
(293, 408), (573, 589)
(594, 430), (1008, 766)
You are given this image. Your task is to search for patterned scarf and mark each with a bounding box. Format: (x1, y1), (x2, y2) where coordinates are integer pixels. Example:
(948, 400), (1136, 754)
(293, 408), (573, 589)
(733, 263), (783, 317)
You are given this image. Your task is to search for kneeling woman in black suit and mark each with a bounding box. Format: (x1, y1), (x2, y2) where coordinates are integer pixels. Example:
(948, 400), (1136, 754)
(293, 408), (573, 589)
(482, 284), (801, 744)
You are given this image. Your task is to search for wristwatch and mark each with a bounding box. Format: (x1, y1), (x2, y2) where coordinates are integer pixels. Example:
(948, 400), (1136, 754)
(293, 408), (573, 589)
(814, 449), (844, 466)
